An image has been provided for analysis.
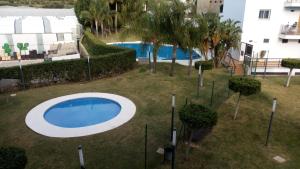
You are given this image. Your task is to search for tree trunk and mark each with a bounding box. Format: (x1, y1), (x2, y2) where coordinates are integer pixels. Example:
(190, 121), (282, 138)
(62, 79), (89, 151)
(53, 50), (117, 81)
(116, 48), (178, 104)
(170, 45), (177, 76)
(188, 49), (193, 76)
(95, 20), (99, 37)
(185, 130), (193, 160)
(286, 68), (293, 87)
(213, 47), (218, 68)
(115, 3), (118, 33)
(233, 93), (241, 120)
(153, 46), (158, 73)
(200, 71), (204, 87)
(101, 22), (104, 37)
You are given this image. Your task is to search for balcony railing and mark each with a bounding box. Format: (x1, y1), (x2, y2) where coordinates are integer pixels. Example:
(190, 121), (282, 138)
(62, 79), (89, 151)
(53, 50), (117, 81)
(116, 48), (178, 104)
(285, 0), (300, 7)
(280, 23), (300, 35)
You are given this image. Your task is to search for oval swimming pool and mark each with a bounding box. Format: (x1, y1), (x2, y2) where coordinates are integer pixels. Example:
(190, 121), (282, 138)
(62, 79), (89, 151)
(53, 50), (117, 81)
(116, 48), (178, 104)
(25, 93), (136, 138)
(111, 42), (201, 60)
(44, 98), (121, 128)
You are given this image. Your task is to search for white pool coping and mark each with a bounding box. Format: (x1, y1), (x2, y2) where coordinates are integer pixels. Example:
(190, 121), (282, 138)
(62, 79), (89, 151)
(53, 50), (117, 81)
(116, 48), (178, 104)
(25, 93), (136, 138)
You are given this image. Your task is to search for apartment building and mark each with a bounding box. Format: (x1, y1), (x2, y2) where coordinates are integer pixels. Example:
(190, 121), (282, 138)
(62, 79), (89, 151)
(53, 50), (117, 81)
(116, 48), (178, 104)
(181, 0), (223, 13)
(222, 0), (300, 75)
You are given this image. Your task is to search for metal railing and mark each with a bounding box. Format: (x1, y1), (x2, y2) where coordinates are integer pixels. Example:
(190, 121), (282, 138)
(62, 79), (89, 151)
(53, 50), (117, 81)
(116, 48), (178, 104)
(286, 0), (300, 3)
(221, 52), (238, 73)
(280, 24), (300, 35)
(244, 55), (284, 76)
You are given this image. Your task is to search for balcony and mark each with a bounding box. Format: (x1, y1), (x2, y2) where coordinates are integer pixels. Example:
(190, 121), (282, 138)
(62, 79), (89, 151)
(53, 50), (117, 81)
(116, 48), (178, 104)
(279, 23), (300, 39)
(285, 0), (300, 8)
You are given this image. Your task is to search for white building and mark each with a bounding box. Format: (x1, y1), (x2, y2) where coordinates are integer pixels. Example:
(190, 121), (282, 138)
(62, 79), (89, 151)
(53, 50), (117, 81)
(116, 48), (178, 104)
(0, 6), (81, 61)
(181, 0), (223, 14)
(222, 0), (300, 75)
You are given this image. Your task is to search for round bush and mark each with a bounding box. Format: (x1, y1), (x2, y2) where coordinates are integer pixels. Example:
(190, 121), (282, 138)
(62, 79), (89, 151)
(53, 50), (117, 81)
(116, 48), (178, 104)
(194, 60), (213, 71)
(229, 77), (261, 96)
(281, 59), (300, 69)
(0, 147), (27, 169)
(179, 104), (217, 130)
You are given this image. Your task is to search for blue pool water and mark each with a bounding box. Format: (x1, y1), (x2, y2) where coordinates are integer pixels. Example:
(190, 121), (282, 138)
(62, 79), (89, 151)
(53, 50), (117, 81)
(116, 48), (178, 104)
(44, 98), (121, 128)
(112, 43), (201, 60)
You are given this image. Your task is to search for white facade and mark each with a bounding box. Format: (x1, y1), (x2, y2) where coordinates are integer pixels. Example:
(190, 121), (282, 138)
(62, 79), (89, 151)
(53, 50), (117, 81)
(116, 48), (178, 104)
(0, 7), (81, 56)
(222, 0), (300, 61)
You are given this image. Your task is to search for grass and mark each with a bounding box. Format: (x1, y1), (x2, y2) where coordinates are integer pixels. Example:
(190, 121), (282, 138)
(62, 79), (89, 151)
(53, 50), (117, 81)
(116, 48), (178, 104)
(0, 0), (74, 8)
(98, 32), (141, 43)
(0, 63), (300, 169)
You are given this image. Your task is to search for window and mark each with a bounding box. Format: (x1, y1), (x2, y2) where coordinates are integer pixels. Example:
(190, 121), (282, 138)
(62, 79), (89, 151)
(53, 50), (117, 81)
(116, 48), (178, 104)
(259, 10), (271, 19)
(263, 39), (270, 43)
(220, 4), (223, 13)
(57, 33), (64, 41)
(282, 39), (288, 43)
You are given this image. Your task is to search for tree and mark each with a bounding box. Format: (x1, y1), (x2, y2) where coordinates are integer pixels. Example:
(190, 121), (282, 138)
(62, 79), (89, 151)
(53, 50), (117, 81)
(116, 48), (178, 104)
(122, 1), (168, 73)
(214, 19), (242, 67)
(182, 15), (208, 76)
(81, 0), (111, 37)
(229, 77), (261, 120)
(80, 10), (94, 31)
(164, 0), (187, 76)
(120, 0), (146, 27)
(281, 59), (300, 87)
(17, 43), (29, 56)
(2, 43), (12, 56)
(109, 0), (122, 33)
(195, 60), (213, 87)
(202, 13), (222, 67)
(179, 104), (217, 160)
(74, 0), (91, 24)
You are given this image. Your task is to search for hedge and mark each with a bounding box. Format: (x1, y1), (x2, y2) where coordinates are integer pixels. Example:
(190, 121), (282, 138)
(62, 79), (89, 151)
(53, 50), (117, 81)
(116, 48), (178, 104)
(0, 31), (136, 88)
(281, 59), (300, 69)
(194, 60), (213, 71)
(82, 31), (126, 57)
(229, 77), (261, 96)
(179, 104), (217, 130)
(0, 147), (27, 169)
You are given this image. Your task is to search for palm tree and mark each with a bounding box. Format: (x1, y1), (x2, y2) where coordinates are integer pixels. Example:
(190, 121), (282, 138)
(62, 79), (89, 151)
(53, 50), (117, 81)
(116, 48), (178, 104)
(121, 1), (167, 73)
(183, 15), (208, 76)
(201, 14), (242, 68)
(80, 10), (94, 31)
(164, 0), (187, 76)
(220, 19), (242, 63)
(202, 13), (222, 67)
(81, 0), (111, 36)
(120, 0), (146, 27)
(108, 0), (121, 33)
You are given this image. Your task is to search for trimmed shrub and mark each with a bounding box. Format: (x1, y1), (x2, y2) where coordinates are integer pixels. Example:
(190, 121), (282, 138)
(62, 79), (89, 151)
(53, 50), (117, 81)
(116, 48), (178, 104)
(281, 59), (300, 87)
(281, 59), (300, 69)
(179, 104), (217, 130)
(0, 147), (27, 169)
(194, 60), (213, 71)
(229, 76), (261, 96)
(82, 31), (126, 56)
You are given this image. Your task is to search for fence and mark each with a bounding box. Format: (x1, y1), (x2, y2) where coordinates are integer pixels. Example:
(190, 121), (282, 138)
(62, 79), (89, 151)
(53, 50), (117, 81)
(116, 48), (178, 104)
(243, 55), (285, 76)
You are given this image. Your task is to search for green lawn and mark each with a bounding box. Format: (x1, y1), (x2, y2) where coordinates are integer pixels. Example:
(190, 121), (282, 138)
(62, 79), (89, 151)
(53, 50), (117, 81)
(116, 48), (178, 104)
(0, 63), (300, 169)
(98, 32), (141, 43)
(0, 0), (74, 8)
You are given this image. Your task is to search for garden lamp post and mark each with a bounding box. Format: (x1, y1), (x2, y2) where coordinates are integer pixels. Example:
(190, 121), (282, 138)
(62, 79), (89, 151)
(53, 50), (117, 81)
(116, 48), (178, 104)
(171, 128), (176, 169)
(78, 145), (85, 169)
(265, 98), (277, 146)
(170, 94), (175, 141)
(197, 65), (201, 97)
(19, 60), (25, 89)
